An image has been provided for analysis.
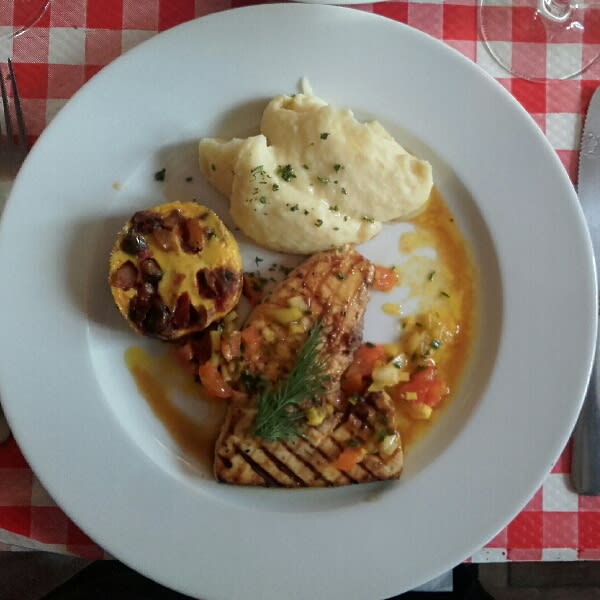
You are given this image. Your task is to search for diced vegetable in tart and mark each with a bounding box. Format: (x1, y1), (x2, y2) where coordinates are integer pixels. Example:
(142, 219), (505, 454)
(109, 201), (242, 340)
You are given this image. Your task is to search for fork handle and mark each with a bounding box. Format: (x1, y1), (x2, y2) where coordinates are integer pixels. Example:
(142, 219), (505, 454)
(572, 338), (600, 494)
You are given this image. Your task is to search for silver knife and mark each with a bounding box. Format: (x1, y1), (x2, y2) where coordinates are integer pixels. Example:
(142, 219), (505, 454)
(571, 87), (600, 494)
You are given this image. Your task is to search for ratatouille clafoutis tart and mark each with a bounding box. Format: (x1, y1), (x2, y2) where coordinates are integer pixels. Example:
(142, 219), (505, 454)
(109, 201), (243, 340)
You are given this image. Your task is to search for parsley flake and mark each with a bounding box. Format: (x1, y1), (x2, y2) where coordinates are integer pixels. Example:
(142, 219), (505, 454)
(251, 165), (266, 179)
(277, 164), (296, 182)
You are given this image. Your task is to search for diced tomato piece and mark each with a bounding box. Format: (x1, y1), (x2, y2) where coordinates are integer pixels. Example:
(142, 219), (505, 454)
(372, 265), (398, 292)
(389, 366), (449, 408)
(198, 362), (232, 399)
(342, 365), (365, 395)
(342, 344), (386, 394)
(221, 331), (242, 362)
(354, 343), (387, 366)
(333, 447), (364, 472)
(402, 366), (436, 390)
(241, 326), (261, 362)
(422, 379), (450, 407)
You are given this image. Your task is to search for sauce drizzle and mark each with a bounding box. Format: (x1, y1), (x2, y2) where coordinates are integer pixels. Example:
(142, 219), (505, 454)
(125, 346), (227, 470)
(392, 188), (477, 450)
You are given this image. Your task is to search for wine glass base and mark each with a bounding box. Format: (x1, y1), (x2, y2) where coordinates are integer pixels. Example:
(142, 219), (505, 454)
(1, 0), (52, 40)
(479, 0), (600, 81)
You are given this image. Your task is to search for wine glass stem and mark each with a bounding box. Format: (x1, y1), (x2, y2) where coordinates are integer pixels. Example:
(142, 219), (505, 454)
(538, 0), (572, 21)
(540, 0), (600, 19)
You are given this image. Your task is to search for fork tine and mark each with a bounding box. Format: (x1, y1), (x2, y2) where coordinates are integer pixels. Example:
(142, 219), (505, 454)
(7, 60), (26, 149)
(0, 64), (13, 143)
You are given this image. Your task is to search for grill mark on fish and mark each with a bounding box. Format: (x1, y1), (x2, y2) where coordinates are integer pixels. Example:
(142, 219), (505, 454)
(316, 440), (359, 484)
(351, 455), (381, 481)
(234, 441), (299, 487)
(216, 451), (265, 486)
(282, 440), (331, 485)
(236, 448), (283, 488)
(266, 444), (322, 486)
(284, 437), (344, 485)
(219, 455), (232, 469)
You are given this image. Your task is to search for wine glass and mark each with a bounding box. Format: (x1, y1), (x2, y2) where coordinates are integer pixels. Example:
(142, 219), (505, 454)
(479, 0), (600, 80)
(2, 0), (51, 39)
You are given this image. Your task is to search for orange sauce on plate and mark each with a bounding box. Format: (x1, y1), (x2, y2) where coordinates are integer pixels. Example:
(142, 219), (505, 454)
(392, 188), (477, 450)
(125, 346), (227, 470)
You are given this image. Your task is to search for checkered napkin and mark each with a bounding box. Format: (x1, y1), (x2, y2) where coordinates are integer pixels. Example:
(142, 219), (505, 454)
(1, 0), (600, 560)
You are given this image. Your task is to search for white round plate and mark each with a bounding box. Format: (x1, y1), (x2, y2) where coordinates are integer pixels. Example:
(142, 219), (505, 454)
(0, 4), (595, 599)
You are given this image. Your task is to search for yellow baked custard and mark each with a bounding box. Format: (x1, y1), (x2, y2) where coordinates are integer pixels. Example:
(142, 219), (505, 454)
(109, 201), (242, 340)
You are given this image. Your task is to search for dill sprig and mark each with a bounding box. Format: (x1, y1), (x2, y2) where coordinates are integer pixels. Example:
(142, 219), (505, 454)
(252, 322), (329, 441)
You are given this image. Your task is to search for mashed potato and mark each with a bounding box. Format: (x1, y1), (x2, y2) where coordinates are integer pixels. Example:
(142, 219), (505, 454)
(199, 93), (433, 254)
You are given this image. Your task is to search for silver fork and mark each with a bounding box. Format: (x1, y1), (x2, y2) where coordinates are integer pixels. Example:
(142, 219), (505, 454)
(0, 59), (28, 181)
(0, 58), (27, 443)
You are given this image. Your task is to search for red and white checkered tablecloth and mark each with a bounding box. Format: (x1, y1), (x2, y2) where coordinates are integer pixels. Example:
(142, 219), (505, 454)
(1, 0), (599, 563)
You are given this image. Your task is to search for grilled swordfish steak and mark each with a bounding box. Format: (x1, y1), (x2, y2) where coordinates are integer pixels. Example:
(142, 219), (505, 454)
(214, 246), (404, 487)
